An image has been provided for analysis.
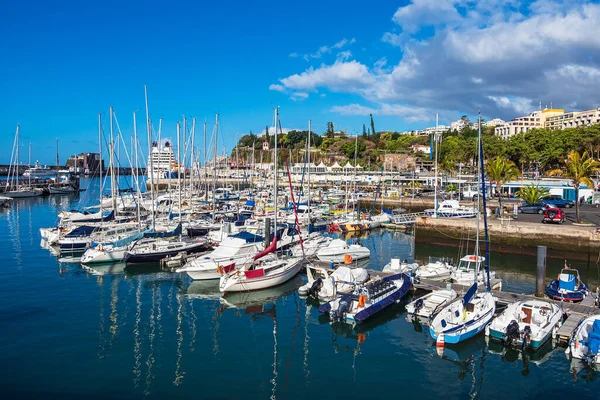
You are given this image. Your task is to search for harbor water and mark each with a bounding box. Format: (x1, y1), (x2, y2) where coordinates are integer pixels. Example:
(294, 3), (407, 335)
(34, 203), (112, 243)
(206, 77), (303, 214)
(1, 178), (599, 399)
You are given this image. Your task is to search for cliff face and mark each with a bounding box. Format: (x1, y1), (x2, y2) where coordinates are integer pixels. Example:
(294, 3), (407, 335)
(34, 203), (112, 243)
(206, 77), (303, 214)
(380, 153), (417, 171)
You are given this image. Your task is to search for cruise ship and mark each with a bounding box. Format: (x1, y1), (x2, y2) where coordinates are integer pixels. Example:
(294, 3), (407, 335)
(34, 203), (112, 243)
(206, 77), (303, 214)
(22, 161), (56, 178)
(147, 141), (179, 180)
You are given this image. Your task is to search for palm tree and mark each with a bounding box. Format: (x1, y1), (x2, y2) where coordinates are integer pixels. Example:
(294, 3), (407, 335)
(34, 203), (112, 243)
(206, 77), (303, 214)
(548, 151), (600, 223)
(516, 184), (550, 204)
(485, 156), (520, 212)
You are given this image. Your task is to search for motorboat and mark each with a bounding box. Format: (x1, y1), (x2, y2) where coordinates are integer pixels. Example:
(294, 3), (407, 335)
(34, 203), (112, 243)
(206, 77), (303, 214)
(218, 254), (304, 293)
(48, 183), (77, 194)
(487, 299), (563, 350)
(318, 273), (412, 324)
(405, 288), (458, 319)
(4, 187), (43, 198)
(176, 232), (265, 280)
(23, 161), (56, 178)
(545, 268), (589, 302)
(289, 233), (332, 258)
(383, 257), (452, 281)
(125, 237), (209, 264)
(316, 239), (370, 264)
(567, 314), (600, 367)
(298, 264), (369, 302)
(424, 200), (477, 218)
(451, 255), (497, 286)
(429, 283), (496, 345)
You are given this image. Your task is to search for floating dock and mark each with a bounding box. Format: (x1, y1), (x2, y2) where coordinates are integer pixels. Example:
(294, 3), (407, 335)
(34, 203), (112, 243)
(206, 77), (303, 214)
(414, 277), (599, 346)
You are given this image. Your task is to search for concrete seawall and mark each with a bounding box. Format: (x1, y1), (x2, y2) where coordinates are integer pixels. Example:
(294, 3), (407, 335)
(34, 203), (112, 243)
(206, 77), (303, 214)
(414, 216), (600, 261)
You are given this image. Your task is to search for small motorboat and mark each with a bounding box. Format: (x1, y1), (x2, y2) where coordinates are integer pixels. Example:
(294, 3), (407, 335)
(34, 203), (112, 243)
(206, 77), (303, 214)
(424, 200), (477, 218)
(567, 314), (600, 367)
(298, 265), (369, 302)
(219, 255), (303, 293)
(487, 299), (563, 350)
(0, 196), (12, 207)
(429, 283), (496, 345)
(545, 268), (589, 302)
(318, 273), (412, 324)
(405, 288), (457, 319)
(316, 238), (370, 264)
(451, 255), (497, 286)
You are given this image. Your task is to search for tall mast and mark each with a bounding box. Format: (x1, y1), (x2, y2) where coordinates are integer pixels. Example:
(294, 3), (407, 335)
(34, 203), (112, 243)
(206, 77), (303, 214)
(353, 131), (358, 218)
(212, 114), (219, 220)
(55, 138), (59, 173)
(478, 111), (492, 290)
(109, 106), (117, 214)
(28, 142), (31, 187)
(16, 125), (20, 191)
(307, 120), (311, 224)
(133, 111), (141, 227)
(475, 113), (482, 280)
(433, 112), (439, 218)
(273, 107), (279, 230)
(98, 114), (102, 214)
(191, 117), (196, 196)
(144, 85), (155, 230)
(204, 119), (208, 201)
(177, 122), (182, 223)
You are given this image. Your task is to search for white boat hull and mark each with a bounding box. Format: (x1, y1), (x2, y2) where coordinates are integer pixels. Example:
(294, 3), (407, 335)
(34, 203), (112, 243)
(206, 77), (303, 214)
(81, 247), (127, 265)
(219, 258), (302, 292)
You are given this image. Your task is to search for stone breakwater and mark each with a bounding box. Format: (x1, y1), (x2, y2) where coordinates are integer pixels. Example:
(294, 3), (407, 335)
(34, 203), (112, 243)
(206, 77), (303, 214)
(414, 215), (600, 261)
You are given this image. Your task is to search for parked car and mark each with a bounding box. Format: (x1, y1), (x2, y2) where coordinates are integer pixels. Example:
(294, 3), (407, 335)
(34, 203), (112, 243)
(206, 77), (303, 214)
(518, 202), (548, 214)
(542, 207), (565, 224)
(541, 195), (575, 208)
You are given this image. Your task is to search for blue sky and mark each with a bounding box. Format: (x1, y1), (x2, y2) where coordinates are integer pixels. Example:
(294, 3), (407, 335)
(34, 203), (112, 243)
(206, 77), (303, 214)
(1, 0), (600, 164)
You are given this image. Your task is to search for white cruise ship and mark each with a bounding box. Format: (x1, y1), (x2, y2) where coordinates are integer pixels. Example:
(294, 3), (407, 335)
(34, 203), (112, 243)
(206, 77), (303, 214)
(147, 141), (179, 180)
(23, 161), (56, 178)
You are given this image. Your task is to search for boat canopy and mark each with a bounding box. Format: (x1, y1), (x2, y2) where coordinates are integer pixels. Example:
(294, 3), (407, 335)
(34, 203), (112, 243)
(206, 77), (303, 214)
(65, 225), (96, 237)
(230, 231), (265, 243)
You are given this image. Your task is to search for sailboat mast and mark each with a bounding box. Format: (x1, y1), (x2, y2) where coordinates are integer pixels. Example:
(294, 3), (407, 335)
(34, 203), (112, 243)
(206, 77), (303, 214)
(353, 132), (358, 218)
(478, 112), (492, 290)
(191, 117), (196, 195)
(133, 111), (141, 227)
(307, 120), (311, 224)
(55, 138), (59, 173)
(16, 125), (20, 191)
(433, 112), (439, 218)
(204, 119), (208, 202)
(273, 107), (279, 230)
(177, 121), (182, 223)
(98, 114), (103, 215)
(109, 106), (117, 214)
(475, 113), (482, 279)
(212, 114), (219, 221)
(144, 85), (155, 230)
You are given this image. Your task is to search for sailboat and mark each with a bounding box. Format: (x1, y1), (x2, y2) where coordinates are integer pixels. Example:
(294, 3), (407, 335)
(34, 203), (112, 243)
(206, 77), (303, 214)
(218, 108), (302, 293)
(429, 112), (496, 346)
(5, 126), (43, 198)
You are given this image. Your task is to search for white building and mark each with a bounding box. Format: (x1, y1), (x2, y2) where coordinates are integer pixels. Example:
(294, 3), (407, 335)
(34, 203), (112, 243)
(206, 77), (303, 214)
(414, 125), (449, 136)
(451, 119), (470, 131)
(494, 109), (562, 139)
(410, 145), (431, 155)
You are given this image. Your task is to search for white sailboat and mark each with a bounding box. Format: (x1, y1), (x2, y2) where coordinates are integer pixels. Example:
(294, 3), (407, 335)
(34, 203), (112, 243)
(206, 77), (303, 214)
(5, 126), (43, 198)
(429, 112), (496, 346)
(315, 238), (370, 264)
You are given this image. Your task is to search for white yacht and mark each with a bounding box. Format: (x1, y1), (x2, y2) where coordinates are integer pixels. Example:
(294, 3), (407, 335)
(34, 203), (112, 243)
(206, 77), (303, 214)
(177, 232), (265, 280)
(147, 141), (178, 180)
(451, 255), (497, 287)
(424, 200), (478, 218)
(316, 239), (371, 264)
(23, 161), (56, 178)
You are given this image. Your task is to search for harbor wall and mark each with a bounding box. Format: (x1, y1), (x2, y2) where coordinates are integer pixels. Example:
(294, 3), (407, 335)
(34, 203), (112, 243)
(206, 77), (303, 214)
(414, 216), (600, 261)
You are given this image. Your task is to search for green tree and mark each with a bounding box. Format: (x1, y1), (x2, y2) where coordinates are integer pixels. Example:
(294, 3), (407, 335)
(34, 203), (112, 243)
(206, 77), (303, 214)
(362, 124), (367, 139)
(548, 151), (600, 223)
(325, 122), (335, 138)
(516, 184), (550, 204)
(370, 114), (376, 142)
(485, 156), (520, 211)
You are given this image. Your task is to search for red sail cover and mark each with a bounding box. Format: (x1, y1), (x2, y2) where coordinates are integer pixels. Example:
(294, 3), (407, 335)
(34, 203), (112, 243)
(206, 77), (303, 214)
(223, 263), (236, 274)
(253, 236), (277, 261)
(244, 269), (265, 279)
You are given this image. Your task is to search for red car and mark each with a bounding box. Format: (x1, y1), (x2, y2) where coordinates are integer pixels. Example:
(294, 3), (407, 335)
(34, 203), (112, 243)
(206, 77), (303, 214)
(542, 207), (565, 224)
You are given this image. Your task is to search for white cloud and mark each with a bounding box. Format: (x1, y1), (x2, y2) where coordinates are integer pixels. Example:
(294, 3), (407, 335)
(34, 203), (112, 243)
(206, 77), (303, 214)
(292, 38), (357, 61)
(279, 61), (375, 92)
(274, 1), (600, 123)
(290, 92), (309, 101)
(288, 52), (299, 58)
(269, 84), (286, 93)
(260, 126), (296, 135)
(336, 50), (352, 61)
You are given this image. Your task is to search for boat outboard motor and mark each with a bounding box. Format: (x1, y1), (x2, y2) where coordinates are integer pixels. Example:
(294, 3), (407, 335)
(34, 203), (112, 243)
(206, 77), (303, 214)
(413, 298), (424, 316)
(502, 320), (520, 346)
(522, 325), (532, 349)
(306, 278), (323, 298)
(333, 295), (351, 322)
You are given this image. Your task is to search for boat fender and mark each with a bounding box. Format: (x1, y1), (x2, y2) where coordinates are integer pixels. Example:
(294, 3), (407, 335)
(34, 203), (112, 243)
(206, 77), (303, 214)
(217, 265), (224, 276)
(436, 333), (445, 348)
(98, 244), (103, 251)
(358, 295), (366, 308)
(485, 325), (490, 337)
(344, 254), (353, 264)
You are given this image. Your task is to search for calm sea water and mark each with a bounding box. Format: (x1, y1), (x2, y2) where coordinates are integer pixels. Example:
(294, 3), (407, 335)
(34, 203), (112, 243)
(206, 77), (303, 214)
(0, 178), (599, 399)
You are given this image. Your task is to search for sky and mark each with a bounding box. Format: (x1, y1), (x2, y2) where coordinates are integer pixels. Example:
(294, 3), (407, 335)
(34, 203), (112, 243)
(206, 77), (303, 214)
(1, 0), (600, 165)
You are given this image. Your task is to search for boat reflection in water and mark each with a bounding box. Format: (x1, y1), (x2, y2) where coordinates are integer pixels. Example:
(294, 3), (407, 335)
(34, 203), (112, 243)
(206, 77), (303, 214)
(82, 262), (127, 276)
(487, 337), (558, 376)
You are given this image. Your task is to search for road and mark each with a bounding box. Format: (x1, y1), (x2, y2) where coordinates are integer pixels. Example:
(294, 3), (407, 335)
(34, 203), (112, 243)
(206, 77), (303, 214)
(505, 203), (600, 226)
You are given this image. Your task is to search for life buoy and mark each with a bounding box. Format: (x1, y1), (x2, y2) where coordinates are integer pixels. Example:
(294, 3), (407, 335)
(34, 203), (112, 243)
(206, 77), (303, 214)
(344, 254), (353, 264)
(358, 295), (366, 308)
(469, 255), (477, 261)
